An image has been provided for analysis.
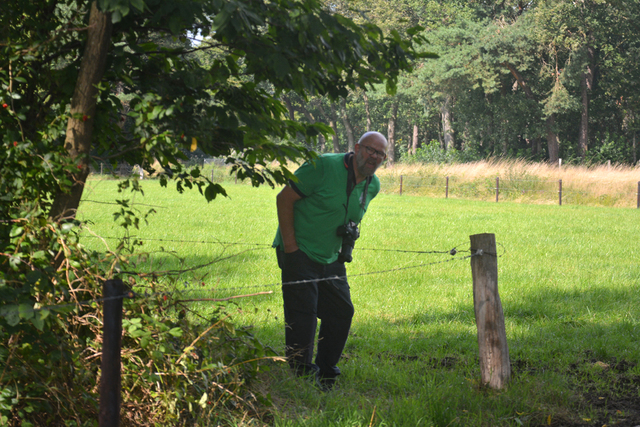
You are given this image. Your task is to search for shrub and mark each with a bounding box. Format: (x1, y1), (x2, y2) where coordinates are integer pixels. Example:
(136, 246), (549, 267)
(403, 140), (483, 164)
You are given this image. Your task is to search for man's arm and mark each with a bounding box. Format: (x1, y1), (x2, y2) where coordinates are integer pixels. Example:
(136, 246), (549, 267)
(276, 185), (302, 253)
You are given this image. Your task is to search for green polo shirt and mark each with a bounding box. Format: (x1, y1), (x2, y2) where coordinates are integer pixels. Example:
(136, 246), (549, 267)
(273, 153), (380, 264)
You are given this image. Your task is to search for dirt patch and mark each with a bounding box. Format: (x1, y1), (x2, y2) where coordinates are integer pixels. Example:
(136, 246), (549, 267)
(564, 357), (640, 426)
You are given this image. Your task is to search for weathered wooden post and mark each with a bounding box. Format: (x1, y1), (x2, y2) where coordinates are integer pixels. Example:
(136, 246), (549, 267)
(495, 177), (499, 203)
(559, 179), (563, 206)
(445, 176), (449, 199)
(470, 234), (510, 389)
(399, 175), (403, 196)
(100, 279), (124, 427)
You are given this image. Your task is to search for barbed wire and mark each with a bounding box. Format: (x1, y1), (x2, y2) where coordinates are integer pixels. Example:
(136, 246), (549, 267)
(2, 245), (491, 316)
(81, 200), (168, 209)
(81, 236), (475, 256)
(82, 235), (273, 247)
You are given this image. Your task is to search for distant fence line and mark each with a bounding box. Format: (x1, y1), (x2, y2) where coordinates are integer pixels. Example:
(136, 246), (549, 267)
(383, 175), (640, 209)
(89, 158), (224, 178)
(90, 161), (640, 209)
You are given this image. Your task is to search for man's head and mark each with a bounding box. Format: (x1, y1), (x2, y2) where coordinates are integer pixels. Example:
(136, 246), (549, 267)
(354, 131), (388, 179)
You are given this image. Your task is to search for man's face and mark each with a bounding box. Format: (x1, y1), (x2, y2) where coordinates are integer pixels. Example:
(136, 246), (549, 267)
(355, 136), (387, 178)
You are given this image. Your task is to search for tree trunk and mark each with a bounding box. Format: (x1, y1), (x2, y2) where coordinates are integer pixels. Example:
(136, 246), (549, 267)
(305, 111), (326, 153)
(411, 124), (419, 155)
(633, 126), (637, 165)
(578, 77), (589, 159)
(49, 1), (112, 221)
(282, 96), (296, 121)
(298, 100), (326, 152)
(503, 61), (550, 160)
(363, 92), (372, 132)
(546, 115), (559, 164)
(327, 103), (341, 153)
(340, 98), (355, 152)
(441, 95), (454, 151)
(387, 98), (398, 164)
(578, 46), (594, 160)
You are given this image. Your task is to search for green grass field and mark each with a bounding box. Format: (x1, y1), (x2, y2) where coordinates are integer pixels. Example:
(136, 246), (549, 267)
(78, 176), (640, 427)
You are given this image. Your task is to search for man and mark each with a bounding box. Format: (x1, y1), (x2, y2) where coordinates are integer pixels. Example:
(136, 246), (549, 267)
(273, 131), (388, 390)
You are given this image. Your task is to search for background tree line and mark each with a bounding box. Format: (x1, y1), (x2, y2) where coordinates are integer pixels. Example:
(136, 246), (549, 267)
(277, 0), (640, 165)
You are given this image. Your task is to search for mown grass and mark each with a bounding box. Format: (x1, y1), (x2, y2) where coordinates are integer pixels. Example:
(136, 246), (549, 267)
(78, 172), (640, 427)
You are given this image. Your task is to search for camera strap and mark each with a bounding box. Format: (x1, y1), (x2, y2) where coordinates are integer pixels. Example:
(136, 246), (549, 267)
(343, 152), (371, 226)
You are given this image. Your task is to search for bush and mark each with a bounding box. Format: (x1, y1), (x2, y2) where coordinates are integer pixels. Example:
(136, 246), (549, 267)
(0, 136), (277, 426)
(402, 140), (483, 164)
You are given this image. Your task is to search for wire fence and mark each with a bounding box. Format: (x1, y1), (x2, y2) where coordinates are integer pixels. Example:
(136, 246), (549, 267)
(89, 162), (640, 208)
(381, 175), (640, 208)
(91, 233), (505, 422)
(5, 238), (485, 318)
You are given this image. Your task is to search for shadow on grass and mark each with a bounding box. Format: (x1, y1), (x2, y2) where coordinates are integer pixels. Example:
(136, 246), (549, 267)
(139, 252), (640, 426)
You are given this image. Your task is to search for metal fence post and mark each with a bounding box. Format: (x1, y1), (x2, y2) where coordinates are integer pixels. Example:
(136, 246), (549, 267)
(495, 177), (499, 203)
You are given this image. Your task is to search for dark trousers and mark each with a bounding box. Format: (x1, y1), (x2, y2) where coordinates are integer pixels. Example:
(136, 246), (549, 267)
(276, 249), (354, 379)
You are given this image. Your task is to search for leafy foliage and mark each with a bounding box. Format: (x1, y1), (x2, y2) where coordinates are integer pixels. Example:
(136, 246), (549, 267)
(1, 0), (429, 424)
(404, 140), (483, 164)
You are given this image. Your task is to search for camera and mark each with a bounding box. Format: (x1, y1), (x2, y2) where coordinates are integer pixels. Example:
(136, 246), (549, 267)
(336, 221), (360, 263)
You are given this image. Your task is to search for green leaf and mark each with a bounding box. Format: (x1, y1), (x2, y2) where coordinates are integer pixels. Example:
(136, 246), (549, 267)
(8, 256), (21, 271)
(198, 392), (208, 409)
(111, 9), (122, 23)
(9, 227), (23, 238)
(0, 305), (20, 326)
(130, 0), (145, 12)
(18, 304), (34, 320)
(31, 313), (44, 331)
(168, 327), (183, 337)
(61, 223), (75, 233)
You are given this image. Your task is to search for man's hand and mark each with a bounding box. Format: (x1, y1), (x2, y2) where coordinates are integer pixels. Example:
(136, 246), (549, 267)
(276, 185), (302, 253)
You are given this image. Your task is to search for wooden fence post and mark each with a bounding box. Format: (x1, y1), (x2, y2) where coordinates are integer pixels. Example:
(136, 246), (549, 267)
(559, 179), (563, 206)
(495, 177), (499, 203)
(399, 175), (403, 196)
(469, 234), (510, 389)
(446, 176), (449, 199)
(100, 279), (124, 427)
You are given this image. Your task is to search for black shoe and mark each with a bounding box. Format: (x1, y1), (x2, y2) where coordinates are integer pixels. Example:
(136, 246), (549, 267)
(315, 373), (337, 392)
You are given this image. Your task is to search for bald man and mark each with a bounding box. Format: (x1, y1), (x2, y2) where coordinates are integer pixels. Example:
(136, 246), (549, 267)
(273, 132), (388, 390)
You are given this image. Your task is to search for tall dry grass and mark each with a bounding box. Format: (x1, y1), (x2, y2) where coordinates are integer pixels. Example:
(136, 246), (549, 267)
(375, 159), (640, 208)
(200, 157), (639, 208)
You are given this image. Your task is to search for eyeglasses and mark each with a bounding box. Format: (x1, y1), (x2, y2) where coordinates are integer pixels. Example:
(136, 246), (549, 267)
(361, 145), (387, 159)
